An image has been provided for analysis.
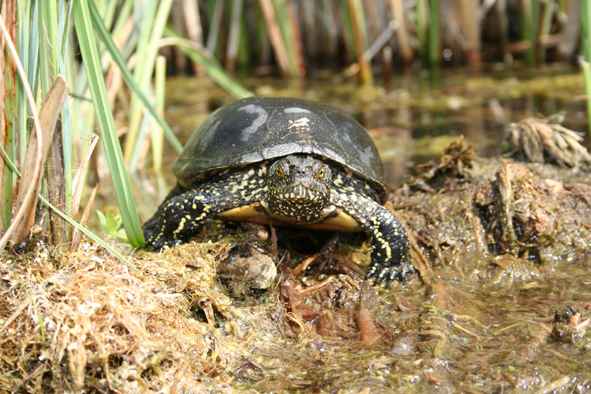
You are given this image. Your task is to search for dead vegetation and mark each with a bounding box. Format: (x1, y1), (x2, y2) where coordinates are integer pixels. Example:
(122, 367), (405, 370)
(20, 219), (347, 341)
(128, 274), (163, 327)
(506, 113), (591, 169)
(1, 141), (591, 393)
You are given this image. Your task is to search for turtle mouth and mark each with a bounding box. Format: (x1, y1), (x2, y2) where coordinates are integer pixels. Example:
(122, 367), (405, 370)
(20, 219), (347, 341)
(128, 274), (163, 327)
(267, 183), (330, 222)
(273, 182), (327, 198)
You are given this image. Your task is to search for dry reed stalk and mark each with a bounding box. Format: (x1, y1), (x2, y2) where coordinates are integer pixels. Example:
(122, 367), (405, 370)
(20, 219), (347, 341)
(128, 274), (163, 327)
(383, 45), (393, 84)
(495, 0), (509, 58)
(460, 0), (481, 64)
(389, 0), (414, 65)
(183, 0), (205, 75)
(206, 0), (224, 54)
(49, 133), (67, 244)
(71, 135), (99, 222)
(70, 184), (98, 252)
(287, 0), (306, 76)
(106, 58), (123, 108)
(259, 0), (290, 78)
(225, 0), (243, 73)
(557, 0), (580, 60)
(301, 0), (317, 57)
(348, 0), (373, 84)
(170, 2), (188, 73)
(11, 78), (68, 247)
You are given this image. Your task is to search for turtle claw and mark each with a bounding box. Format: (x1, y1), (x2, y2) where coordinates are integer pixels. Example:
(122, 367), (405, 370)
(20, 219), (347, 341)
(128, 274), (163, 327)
(366, 261), (415, 288)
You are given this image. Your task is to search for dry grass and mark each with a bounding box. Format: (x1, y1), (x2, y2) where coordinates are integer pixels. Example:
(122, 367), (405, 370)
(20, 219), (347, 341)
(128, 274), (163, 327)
(0, 242), (243, 392)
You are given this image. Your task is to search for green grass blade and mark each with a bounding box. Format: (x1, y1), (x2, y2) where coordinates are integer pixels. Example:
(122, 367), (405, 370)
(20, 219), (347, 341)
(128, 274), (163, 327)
(127, 0), (174, 164)
(58, 0), (73, 59)
(1, 74), (15, 231)
(27, 1), (40, 99)
(416, 0), (427, 61)
(18, 278), (46, 342)
(17, 0), (31, 165)
(40, 195), (136, 270)
(427, 0), (441, 67)
(73, 0), (145, 247)
(58, 0), (73, 220)
(124, 0), (159, 163)
(87, 0), (183, 154)
(163, 26), (253, 99)
(39, 0), (60, 96)
(151, 56), (165, 172)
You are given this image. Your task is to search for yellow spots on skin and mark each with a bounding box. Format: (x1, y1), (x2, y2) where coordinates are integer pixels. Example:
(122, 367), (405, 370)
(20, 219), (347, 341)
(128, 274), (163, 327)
(173, 218), (186, 235)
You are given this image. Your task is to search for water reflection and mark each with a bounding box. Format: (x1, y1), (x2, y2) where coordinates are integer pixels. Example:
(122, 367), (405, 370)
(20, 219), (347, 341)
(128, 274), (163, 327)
(151, 65), (588, 203)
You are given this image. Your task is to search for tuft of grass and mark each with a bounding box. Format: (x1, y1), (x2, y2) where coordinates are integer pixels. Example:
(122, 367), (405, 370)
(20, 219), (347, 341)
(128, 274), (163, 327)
(73, 0), (145, 248)
(87, 0), (183, 154)
(123, 0), (173, 165)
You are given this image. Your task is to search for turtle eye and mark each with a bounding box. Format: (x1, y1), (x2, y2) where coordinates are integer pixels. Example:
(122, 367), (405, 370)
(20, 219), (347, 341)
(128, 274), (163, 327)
(316, 168), (325, 179)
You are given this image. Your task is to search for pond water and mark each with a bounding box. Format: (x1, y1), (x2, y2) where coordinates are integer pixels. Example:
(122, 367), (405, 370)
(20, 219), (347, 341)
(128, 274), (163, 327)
(159, 64), (589, 190)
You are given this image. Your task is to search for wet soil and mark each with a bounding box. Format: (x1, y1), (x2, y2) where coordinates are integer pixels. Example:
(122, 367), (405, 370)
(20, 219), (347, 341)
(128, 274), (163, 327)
(1, 144), (591, 393)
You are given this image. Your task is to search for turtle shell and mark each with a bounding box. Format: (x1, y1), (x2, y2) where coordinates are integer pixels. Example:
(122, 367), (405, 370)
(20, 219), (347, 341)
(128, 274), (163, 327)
(173, 97), (387, 201)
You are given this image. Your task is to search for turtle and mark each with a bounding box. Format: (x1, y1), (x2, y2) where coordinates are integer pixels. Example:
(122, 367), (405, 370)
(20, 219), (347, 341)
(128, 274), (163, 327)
(142, 97), (414, 287)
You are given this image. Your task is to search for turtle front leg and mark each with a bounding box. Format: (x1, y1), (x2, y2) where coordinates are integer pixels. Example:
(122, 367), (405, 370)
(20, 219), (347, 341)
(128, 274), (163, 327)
(362, 203), (413, 287)
(143, 169), (268, 250)
(331, 191), (414, 287)
(142, 187), (221, 249)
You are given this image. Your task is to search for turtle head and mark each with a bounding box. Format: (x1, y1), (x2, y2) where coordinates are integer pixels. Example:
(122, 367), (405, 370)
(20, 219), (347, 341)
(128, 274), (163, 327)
(267, 155), (332, 223)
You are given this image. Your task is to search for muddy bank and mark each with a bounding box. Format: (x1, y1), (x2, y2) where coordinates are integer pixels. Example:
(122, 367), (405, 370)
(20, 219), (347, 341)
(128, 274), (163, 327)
(1, 144), (591, 393)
